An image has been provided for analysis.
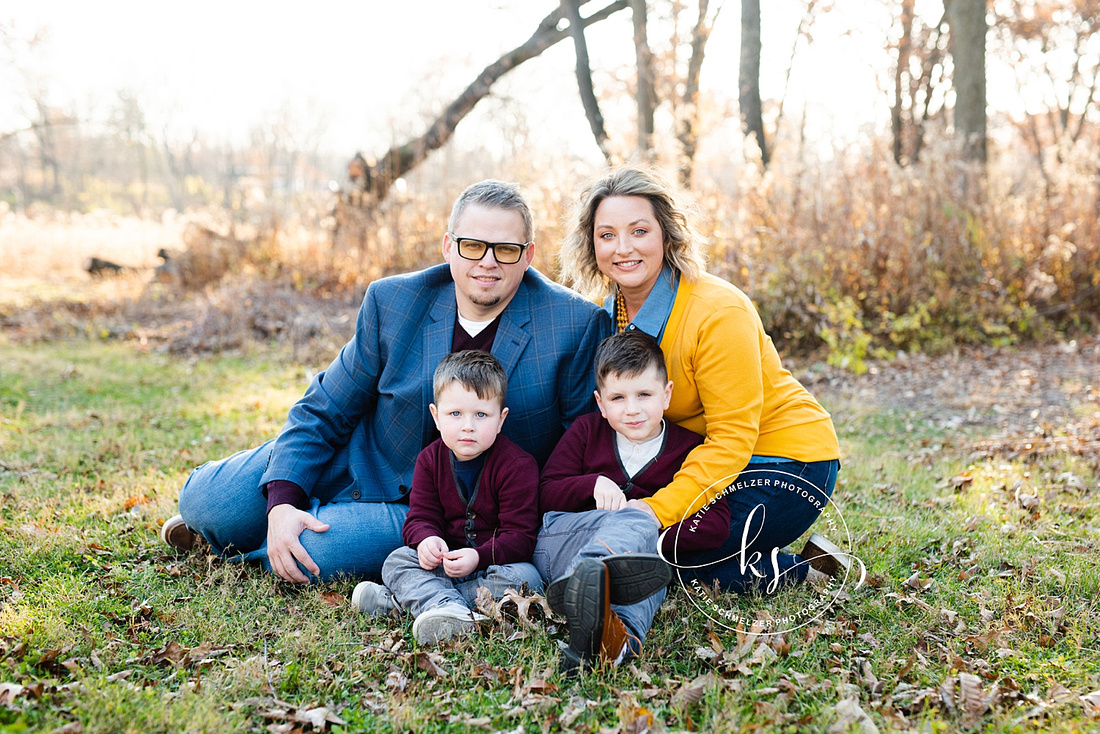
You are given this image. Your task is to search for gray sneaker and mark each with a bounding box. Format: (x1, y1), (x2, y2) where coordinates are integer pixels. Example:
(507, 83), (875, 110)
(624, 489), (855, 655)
(351, 581), (400, 617)
(411, 604), (486, 646)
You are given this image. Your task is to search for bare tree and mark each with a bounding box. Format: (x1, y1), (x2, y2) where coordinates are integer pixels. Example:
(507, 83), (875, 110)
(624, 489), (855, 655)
(738, 0), (767, 169)
(348, 0), (628, 208)
(947, 0), (988, 162)
(563, 0), (613, 161)
(631, 0), (657, 160)
(892, 4), (949, 165)
(678, 0), (723, 185)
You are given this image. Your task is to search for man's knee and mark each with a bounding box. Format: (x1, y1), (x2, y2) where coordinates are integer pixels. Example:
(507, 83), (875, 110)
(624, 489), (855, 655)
(177, 464), (214, 527)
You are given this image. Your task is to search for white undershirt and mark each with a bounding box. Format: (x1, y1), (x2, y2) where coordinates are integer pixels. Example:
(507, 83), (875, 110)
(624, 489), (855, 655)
(616, 421), (666, 478)
(458, 313), (494, 337)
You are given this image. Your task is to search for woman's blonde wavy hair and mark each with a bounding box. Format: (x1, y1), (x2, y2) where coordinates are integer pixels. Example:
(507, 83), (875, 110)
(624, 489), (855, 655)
(557, 166), (707, 299)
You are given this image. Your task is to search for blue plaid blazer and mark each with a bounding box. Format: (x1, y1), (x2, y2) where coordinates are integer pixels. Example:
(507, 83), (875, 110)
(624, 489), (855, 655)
(259, 264), (611, 504)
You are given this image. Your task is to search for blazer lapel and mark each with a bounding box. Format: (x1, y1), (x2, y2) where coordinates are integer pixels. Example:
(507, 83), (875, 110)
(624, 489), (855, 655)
(493, 277), (532, 379)
(422, 286), (457, 444)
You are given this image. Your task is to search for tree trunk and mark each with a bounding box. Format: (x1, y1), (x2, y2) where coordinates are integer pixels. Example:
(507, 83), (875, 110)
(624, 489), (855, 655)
(678, 0), (718, 185)
(631, 0), (656, 160)
(893, 0), (915, 165)
(739, 0), (768, 168)
(355, 0), (628, 205)
(563, 0), (612, 161)
(947, 0), (987, 162)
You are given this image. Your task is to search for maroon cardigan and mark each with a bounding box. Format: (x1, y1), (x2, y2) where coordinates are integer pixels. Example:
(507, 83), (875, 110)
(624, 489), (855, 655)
(539, 412), (731, 555)
(403, 434), (539, 572)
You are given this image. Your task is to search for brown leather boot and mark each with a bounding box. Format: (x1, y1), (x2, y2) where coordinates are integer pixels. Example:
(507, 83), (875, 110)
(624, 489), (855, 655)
(599, 607), (631, 664)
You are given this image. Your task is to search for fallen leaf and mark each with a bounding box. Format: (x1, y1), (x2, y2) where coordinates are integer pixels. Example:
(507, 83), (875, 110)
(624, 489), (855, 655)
(293, 705), (346, 729)
(620, 705), (654, 734)
(827, 697), (878, 734)
(124, 494), (151, 510)
(384, 669), (407, 691)
(319, 591), (344, 607)
(1080, 690), (1100, 716)
(414, 651), (448, 678)
(672, 671), (718, 706)
(147, 641), (188, 666)
(958, 672), (991, 728)
(0, 683), (25, 706)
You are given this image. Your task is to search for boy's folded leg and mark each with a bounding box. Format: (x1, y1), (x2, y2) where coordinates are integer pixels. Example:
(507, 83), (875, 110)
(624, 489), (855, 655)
(546, 553), (670, 615)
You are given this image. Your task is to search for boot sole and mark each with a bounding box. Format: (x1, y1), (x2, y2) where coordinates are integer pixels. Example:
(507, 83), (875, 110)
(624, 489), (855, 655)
(547, 553), (671, 614)
(562, 558), (607, 660)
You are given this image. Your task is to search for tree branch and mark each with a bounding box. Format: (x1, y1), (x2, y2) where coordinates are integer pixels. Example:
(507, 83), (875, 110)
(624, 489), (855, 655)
(359, 0), (629, 203)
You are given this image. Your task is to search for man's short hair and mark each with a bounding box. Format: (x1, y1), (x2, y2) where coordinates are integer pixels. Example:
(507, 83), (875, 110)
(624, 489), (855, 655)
(448, 180), (534, 243)
(433, 350), (508, 408)
(593, 331), (667, 392)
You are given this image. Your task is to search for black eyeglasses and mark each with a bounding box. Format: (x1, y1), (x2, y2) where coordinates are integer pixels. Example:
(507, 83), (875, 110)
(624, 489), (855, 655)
(448, 234), (530, 265)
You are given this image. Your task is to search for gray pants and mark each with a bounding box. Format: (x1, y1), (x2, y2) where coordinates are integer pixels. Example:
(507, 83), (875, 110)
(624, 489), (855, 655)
(381, 546), (543, 617)
(532, 508), (666, 653)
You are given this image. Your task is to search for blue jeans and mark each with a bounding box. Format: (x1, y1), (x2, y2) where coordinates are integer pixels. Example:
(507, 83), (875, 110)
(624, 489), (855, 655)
(674, 459), (840, 594)
(532, 508), (666, 656)
(177, 439), (408, 582)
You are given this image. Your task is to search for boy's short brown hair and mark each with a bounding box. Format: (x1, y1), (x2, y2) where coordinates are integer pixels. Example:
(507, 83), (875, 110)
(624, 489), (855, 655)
(433, 350), (508, 408)
(593, 331), (667, 392)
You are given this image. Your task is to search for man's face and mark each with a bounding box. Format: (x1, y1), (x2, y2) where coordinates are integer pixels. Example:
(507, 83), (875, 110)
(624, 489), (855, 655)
(443, 204), (534, 321)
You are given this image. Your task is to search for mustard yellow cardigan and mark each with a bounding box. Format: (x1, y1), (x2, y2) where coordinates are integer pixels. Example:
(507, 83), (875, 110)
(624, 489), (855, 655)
(642, 272), (840, 527)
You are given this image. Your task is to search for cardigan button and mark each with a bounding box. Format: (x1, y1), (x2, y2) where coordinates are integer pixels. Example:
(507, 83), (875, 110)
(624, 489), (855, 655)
(351, 490), (361, 500)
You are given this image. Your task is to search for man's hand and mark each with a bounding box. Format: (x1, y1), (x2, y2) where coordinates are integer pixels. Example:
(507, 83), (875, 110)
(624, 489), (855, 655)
(418, 536), (449, 570)
(593, 476), (627, 511)
(442, 547), (479, 578)
(267, 504), (330, 583)
(625, 498), (661, 526)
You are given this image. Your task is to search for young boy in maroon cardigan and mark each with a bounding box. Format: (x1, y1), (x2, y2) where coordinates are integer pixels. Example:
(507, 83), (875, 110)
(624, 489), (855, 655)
(535, 330), (731, 671)
(352, 350), (542, 646)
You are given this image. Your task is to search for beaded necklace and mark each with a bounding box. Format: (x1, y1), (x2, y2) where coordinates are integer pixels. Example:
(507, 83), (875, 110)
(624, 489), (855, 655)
(614, 287), (629, 333)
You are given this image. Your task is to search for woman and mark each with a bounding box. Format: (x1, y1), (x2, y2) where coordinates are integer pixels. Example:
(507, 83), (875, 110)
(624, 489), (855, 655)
(557, 166), (846, 596)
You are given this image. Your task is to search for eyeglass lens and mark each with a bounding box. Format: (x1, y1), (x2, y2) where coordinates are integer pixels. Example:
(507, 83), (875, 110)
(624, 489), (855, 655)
(457, 238), (525, 264)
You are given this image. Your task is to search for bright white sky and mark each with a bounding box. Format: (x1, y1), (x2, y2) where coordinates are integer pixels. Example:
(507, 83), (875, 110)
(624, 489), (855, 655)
(3, 0), (1011, 164)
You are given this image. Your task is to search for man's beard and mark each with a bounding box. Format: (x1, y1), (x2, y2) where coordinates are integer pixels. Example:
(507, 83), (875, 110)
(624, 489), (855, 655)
(470, 293), (502, 308)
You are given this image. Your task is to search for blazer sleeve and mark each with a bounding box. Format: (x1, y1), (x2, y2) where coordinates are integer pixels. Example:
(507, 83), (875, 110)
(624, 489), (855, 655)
(259, 284), (384, 495)
(474, 451), (540, 570)
(402, 449), (448, 549)
(538, 417), (607, 515)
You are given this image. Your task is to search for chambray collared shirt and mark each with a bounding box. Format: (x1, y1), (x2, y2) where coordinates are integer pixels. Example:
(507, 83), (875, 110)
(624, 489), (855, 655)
(602, 264), (680, 343)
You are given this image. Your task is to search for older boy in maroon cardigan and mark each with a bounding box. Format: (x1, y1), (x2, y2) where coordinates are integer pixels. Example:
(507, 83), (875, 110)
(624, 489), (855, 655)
(352, 351), (542, 646)
(535, 331), (730, 672)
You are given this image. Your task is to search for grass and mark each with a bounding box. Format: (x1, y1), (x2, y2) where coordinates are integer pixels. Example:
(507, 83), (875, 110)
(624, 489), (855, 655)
(1, 340), (1098, 733)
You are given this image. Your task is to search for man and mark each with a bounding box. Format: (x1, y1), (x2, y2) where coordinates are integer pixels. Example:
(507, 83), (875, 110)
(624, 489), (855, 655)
(162, 180), (611, 583)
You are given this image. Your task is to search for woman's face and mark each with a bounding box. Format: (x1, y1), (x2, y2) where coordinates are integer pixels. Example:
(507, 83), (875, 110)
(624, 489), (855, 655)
(593, 195), (665, 298)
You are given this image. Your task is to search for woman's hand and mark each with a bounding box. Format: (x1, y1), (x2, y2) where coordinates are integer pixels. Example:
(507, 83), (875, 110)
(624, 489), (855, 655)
(593, 476), (628, 511)
(417, 536), (449, 570)
(625, 498), (661, 526)
(442, 548), (479, 578)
